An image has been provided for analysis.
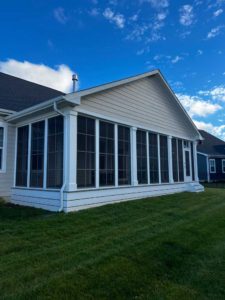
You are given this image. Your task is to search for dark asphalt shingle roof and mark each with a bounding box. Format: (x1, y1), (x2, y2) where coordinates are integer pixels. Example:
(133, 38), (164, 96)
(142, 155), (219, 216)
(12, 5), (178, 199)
(198, 130), (225, 156)
(0, 72), (65, 112)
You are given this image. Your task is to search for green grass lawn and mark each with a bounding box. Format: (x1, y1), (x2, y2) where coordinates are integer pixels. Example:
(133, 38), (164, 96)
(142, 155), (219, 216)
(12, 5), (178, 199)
(1, 189), (225, 300)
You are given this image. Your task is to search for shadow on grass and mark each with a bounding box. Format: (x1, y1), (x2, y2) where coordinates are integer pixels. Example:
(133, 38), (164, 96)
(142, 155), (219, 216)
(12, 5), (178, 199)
(0, 199), (52, 221)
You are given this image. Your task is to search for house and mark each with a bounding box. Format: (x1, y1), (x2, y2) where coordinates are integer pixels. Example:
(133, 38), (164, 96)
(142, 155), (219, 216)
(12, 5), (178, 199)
(0, 69), (204, 212)
(197, 130), (225, 182)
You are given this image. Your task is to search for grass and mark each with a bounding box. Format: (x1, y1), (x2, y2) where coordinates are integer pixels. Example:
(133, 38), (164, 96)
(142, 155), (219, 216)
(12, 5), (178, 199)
(1, 189), (225, 299)
(203, 182), (225, 189)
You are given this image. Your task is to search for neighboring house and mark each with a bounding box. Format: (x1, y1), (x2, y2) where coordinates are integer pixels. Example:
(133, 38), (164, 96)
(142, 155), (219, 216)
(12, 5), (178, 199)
(197, 130), (225, 182)
(0, 70), (203, 212)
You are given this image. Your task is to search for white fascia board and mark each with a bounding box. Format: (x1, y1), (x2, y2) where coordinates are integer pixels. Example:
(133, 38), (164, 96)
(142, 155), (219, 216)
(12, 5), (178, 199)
(5, 95), (81, 123)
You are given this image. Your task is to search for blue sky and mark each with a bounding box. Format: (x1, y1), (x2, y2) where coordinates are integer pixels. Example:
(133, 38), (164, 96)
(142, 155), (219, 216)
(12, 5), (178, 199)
(0, 0), (225, 138)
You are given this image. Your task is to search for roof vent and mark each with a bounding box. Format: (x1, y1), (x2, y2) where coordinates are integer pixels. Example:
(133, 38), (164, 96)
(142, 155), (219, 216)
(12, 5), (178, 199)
(72, 73), (78, 92)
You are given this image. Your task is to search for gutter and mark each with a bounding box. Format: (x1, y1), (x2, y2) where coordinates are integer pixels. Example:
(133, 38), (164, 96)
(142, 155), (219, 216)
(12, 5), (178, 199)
(5, 95), (80, 123)
(53, 101), (67, 212)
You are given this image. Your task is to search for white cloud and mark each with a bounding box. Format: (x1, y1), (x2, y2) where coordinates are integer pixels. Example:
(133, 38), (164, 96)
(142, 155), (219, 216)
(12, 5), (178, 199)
(199, 86), (225, 102)
(194, 120), (225, 140)
(177, 93), (221, 117)
(157, 12), (167, 20)
(103, 8), (125, 28)
(197, 49), (203, 55)
(207, 25), (224, 39)
(144, 0), (169, 9)
(171, 56), (182, 63)
(53, 7), (68, 24)
(89, 8), (100, 16)
(179, 5), (194, 26)
(213, 8), (223, 16)
(0, 59), (74, 93)
(130, 14), (138, 21)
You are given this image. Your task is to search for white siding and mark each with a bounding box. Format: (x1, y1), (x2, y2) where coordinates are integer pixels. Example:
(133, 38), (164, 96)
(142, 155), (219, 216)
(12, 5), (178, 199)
(77, 76), (197, 140)
(0, 124), (15, 198)
(11, 188), (60, 211)
(64, 182), (204, 212)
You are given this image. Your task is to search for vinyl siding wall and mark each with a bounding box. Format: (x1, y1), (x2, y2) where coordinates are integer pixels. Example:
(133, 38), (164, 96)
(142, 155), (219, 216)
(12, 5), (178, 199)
(77, 76), (198, 140)
(209, 157), (225, 181)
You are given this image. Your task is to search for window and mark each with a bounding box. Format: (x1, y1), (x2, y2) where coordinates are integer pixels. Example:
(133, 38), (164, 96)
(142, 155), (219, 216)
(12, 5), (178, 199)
(16, 126), (29, 186)
(99, 121), (115, 186)
(0, 127), (4, 170)
(137, 130), (147, 184)
(77, 116), (95, 188)
(118, 125), (131, 185)
(222, 160), (225, 174)
(47, 116), (64, 188)
(30, 121), (45, 188)
(191, 142), (195, 181)
(160, 135), (169, 183)
(172, 138), (178, 182)
(149, 133), (159, 183)
(178, 139), (184, 181)
(209, 159), (216, 173)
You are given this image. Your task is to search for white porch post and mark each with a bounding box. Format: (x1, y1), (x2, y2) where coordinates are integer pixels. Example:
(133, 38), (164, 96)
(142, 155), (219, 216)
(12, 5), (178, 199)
(193, 141), (199, 182)
(114, 124), (118, 187)
(131, 127), (138, 186)
(64, 110), (78, 191)
(168, 136), (174, 184)
(95, 119), (99, 188)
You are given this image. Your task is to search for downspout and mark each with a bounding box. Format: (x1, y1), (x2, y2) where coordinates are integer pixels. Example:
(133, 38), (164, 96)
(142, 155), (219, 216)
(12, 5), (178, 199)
(53, 102), (67, 212)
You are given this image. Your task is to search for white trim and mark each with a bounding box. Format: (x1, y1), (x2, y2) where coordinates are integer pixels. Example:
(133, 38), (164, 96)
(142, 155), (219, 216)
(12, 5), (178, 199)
(168, 136), (174, 184)
(193, 141), (199, 182)
(43, 119), (48, 189)
(197, 151), (209, 157)
(222, 159), (225, 174)
(114, 124), (118, 187)
(13, 126), (18, 187)
(146, 131), (150, 184)
(95, 119), (99, 188)
(27, 124), (31, 187)
(157, 134), (161, 184)
(0, 121), (7, 173)
(209, 158), (216, 174)
(131, 127), (138, 186)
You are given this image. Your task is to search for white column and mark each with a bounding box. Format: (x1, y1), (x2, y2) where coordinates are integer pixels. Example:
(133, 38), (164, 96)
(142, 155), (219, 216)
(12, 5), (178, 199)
(43, 119), (48, 188)
(114, 124), (118, 187)
(193, 141), (199, 182)
(95, 119), (99, 188)
(64, 110), (78, 191)
(146, 131), (150, 184)
(168, 136), (174, 184)
(27, 124), (31, 187)
(157, 134), (161, 184)
(131, 127), (138, 186)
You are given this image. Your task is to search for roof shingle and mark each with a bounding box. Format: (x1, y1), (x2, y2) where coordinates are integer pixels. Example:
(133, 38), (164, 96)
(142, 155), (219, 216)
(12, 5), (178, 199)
(0, 72), (64, 112)
(198, 130), (225, 156)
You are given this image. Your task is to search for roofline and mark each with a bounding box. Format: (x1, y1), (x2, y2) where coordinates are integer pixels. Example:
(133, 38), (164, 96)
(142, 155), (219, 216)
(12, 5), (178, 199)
(5, 95), (80, 122)
(65, 69), (159, 100)
(0, 108), (16, 116)
(65, 69), (202, 140)
(4, 69), (203, 140)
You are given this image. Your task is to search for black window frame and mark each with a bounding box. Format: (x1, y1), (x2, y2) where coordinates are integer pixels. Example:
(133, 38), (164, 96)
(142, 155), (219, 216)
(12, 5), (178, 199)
(118, 125), (131, 186)
(77, 115), (96, 188)
(30, 120), (45, 188)
(137, 129), (148, 184)
(16, 125), (29, 187)
(149, 132), (159, 184)
(99, 121), (115, 187)
(160, 135), (169, 183)
(47, 116), (64, 189)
